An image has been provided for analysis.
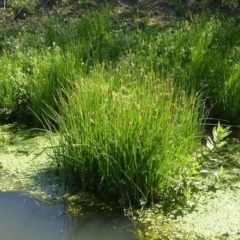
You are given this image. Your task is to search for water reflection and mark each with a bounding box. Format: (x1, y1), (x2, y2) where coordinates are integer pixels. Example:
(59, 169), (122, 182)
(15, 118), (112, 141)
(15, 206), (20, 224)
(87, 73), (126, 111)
(65, 206), (137, 240)
(0, 192), (137, 240)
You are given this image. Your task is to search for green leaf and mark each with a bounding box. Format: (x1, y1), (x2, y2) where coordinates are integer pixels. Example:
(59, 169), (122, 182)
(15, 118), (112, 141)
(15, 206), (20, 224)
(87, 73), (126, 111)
(206, 136), (214, 150)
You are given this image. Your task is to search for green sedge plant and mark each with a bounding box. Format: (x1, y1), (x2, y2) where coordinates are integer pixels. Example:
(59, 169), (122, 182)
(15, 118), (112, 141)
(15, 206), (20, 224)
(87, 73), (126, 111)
(52, 63), (203, 206)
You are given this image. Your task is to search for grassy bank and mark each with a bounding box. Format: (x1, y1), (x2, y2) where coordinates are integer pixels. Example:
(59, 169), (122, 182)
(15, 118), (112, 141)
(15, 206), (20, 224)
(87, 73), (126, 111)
(0, 1), (240, 205)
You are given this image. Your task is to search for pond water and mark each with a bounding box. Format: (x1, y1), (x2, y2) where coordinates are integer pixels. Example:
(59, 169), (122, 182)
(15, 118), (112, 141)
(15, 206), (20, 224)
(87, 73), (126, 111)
(0, 191), (137, 240)
(0, 124), (138, 240)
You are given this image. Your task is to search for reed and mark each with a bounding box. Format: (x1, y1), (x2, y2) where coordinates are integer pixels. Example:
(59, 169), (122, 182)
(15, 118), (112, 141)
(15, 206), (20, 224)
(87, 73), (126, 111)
(53, 64), (202, 205)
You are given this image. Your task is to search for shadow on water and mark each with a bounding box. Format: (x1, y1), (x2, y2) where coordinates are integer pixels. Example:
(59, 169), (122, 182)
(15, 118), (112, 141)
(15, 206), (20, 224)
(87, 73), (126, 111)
(0, 191), (137, 240)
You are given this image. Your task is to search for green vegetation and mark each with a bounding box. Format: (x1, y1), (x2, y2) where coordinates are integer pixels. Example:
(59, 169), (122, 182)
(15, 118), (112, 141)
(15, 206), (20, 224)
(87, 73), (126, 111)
(53, 69), (202, 204)
(0, 1), (240, 206)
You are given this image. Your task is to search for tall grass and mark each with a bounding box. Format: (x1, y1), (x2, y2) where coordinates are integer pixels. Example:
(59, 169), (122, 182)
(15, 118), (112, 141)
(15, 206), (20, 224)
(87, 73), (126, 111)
(221, 57), (240, 123)
(25, 10), (131, 125)
(1, 11), (239, 124)
(28, 47), (77, 126)
(42, 10), (128, 69)
(53, 64), (202, 205)
(0, 8), (240, 204)
(0, 52), (29, 109)
(118, 14), (240, 123)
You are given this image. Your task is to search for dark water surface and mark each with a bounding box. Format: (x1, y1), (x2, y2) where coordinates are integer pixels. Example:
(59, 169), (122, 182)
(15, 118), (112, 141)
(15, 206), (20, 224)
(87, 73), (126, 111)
(0, 191), (137, 240)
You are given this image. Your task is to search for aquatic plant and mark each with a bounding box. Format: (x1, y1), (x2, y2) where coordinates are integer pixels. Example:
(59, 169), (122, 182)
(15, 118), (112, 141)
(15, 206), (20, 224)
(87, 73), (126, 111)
(1, 2), (240, 207)
(52, 65), (202, 205)
(201, 122), (231, 167)
(206, 122), (232, 151)
(199, 122), (231, 190)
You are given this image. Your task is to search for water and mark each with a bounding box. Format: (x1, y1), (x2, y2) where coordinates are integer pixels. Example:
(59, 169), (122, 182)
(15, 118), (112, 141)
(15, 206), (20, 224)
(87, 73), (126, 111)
(0, 191), (137, 240)
(0, 124), (138, 240)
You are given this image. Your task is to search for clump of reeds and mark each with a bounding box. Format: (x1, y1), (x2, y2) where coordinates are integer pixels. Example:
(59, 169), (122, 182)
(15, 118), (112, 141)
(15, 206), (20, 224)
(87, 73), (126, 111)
(53, 64), (202, 205)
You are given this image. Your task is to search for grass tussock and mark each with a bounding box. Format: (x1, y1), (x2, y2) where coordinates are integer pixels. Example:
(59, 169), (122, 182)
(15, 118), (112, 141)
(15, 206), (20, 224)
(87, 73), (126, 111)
(54, 66), (202, 204)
